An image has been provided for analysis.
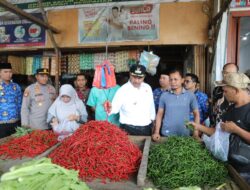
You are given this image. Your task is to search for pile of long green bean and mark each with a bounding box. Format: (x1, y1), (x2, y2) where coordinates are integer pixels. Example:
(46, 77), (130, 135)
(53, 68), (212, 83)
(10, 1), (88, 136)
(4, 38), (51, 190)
(147, 136), (228, 189)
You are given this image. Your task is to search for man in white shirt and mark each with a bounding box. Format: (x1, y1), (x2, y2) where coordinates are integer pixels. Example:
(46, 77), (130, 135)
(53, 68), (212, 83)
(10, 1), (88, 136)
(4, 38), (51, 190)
(110, 64), (155, 135)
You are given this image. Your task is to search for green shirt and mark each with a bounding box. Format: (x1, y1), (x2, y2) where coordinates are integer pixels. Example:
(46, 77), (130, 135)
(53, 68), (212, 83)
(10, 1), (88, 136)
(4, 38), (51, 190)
(87, 85), (120, 126)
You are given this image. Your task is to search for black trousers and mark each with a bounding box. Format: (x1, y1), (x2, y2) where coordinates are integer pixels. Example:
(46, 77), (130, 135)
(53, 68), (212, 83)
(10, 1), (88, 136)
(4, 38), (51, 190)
(120, 123), (153, 136)
(0, 122), (19, 138)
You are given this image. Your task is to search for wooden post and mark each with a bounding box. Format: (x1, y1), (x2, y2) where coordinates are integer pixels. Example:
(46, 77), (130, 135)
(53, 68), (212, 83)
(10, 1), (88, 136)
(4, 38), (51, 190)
(137, 137), (151, 187)
(210, 0), (232, 27)
(194, 45), (206, 92)
(54, 49), (61, 94)
(38, 0), (61, 94)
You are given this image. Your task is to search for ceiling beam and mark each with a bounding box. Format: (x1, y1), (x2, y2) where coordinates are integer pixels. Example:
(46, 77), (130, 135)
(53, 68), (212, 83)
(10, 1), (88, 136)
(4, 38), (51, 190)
(0, 0), (60, 34)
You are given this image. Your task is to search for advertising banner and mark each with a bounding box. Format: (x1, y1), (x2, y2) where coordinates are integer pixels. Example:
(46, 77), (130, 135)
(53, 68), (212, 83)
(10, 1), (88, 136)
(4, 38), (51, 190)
(0, 13), (46, 47)
(0, 0), (145, 13)
(78, 3), (159, 42)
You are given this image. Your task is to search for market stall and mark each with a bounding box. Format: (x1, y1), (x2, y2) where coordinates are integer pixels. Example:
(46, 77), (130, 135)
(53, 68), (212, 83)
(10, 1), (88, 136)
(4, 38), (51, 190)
(0, 123), (249, 190)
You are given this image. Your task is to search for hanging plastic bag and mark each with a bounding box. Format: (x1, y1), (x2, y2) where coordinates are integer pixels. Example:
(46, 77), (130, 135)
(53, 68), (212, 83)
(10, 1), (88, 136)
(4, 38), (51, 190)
(202, 122), (230, 161)
(52, 119), (80, 141)
(139, 50), (160, 76)
(93, 60), (116, 88)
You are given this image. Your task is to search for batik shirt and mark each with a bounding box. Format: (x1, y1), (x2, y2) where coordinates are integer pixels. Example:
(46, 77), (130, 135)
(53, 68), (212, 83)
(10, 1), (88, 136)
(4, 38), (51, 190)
(153, 88), (168, 112)
(0, 80), (22, 123)
(190, 90), (208, 123)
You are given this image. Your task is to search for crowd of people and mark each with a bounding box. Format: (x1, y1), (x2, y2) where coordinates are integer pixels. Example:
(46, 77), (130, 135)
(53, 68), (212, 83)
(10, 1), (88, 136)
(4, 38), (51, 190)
(0, 61), (250, 178)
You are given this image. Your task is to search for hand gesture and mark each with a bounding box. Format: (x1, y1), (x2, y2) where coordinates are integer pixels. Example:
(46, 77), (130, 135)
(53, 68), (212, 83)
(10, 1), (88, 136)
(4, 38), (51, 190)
(67, 114), (80, 121)
(221, 121), (237, 133)
(152, 133), (161, 142)
(187, 121), (199, 131)
(51, 118), (59, 127)
(103, 101), (112, 114)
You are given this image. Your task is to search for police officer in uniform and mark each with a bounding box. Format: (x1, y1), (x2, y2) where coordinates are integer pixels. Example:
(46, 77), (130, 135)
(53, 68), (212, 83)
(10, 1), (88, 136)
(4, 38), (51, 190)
(21, 68), (56, 130)
(0, 62), (22, 138)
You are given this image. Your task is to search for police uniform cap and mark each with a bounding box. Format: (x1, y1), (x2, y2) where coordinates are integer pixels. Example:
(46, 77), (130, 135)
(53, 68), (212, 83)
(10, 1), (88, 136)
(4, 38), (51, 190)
(36, 68), (49, 75)
(130, 64), (146, 77)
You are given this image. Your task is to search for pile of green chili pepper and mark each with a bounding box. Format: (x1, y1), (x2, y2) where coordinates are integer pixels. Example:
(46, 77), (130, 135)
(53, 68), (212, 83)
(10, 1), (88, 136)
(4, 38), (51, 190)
(147, 136), (228, 189)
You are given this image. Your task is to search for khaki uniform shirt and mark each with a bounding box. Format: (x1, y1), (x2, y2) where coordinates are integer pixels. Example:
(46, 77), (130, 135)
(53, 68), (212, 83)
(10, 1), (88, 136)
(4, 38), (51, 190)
(21, 82), (56, 129)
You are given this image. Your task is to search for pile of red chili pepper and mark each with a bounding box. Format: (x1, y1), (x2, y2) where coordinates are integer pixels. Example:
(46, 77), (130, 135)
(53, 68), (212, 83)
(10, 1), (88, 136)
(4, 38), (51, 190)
(0, 130), (57, 160)
(49, 121), (142, 182)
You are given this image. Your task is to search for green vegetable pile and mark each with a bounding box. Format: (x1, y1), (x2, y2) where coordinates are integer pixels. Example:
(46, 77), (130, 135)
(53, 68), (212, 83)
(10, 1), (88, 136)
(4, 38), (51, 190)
(0, 158), (91, 190)
(12, 127), (33, 137)
(147, 136), (228, 189)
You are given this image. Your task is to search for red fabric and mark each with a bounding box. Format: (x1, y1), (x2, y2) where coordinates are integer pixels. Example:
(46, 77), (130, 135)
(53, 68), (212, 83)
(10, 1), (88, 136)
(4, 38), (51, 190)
(92, 64), (102, 88)
(92, 60), (116, 89)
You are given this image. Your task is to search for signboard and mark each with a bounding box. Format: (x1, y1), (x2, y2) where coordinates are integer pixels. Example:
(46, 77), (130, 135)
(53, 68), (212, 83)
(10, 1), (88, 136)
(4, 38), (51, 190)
(0, 13), (46, 47)
(0, 1), (207, 14)
(0, 0), (144, 12)
(78, 3), (159, 43)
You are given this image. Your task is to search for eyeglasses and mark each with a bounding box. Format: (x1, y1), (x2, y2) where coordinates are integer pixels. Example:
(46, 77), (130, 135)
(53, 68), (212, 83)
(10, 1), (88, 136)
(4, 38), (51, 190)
(184, 80), (193, 83)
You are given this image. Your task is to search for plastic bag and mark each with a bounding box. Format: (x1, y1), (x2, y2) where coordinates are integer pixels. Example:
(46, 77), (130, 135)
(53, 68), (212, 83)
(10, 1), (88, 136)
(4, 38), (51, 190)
(139, 50), (160, 76)
(92, 60), (116, 88)
(53, 119), (79, 141)
(202, 122), (230, 161)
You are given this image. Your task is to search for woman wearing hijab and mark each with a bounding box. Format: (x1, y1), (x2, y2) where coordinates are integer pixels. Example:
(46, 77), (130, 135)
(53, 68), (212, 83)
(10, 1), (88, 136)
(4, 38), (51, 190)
(47, 84), (88, 141)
